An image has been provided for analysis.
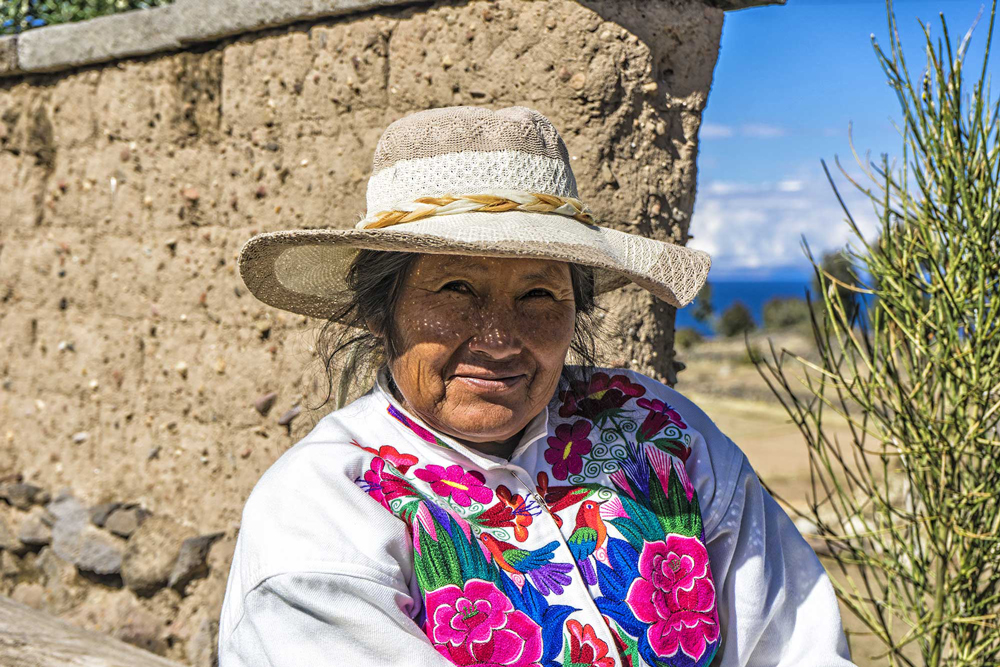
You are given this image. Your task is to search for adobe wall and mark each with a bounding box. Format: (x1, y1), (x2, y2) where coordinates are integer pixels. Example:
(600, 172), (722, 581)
(0, 0), (765, 662)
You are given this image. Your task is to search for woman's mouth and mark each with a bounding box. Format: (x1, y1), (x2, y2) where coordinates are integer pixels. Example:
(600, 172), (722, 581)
(451, 373), (527, 392)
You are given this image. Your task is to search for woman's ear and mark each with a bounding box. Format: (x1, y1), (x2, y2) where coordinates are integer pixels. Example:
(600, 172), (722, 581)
(364, 314), (384, 339)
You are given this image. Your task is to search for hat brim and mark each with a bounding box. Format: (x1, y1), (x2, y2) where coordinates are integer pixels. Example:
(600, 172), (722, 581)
(238, 211), (711, 319)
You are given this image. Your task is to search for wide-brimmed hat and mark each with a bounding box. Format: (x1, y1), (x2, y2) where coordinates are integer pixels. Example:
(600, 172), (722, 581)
(238, 105), (710, 319)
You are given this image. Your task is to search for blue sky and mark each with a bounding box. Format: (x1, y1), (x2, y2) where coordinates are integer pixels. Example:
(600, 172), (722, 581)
(691, 0), (998, 280)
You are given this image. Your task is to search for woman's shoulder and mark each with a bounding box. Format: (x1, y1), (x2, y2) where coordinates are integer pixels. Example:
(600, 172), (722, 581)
(234, 391), (409, 581)
(563, 365), (749, 536)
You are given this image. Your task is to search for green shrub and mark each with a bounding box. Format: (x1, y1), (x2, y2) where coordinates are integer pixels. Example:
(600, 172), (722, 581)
(691, 281), (714, 326)
(716, 301), (756, 337)
(762, 296), (811, 331)
(674, 327), (704, 350)
(754, 2), (1000, 663)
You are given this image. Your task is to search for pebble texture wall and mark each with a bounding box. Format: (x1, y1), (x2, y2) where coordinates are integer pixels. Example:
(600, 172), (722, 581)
(0, 0), (737, 662)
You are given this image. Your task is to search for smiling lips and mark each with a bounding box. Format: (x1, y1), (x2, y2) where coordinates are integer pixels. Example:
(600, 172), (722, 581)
(450, 370), (528, 392)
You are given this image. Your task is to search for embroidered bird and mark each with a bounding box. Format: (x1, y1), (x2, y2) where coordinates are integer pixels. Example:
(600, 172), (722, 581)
(567, 500), (607, 586)
(535, 471), (592, 528)
(480, 534), (574, 596)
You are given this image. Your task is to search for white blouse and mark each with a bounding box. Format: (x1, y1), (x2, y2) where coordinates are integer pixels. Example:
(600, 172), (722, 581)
(218, 367), (855, 667)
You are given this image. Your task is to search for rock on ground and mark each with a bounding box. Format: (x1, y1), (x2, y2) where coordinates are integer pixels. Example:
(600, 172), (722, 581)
(1, 482), (51, 510)
(18, 507), (54, 548)
(90, 502), (124, 528)
(122, 516), (197, 597)
(104, 506), (151, 538)
(49, 495), (126, 575)
(168, 532), (224, 590)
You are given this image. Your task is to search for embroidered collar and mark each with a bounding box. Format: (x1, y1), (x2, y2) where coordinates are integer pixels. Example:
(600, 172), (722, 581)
(373, 367), (553, 470)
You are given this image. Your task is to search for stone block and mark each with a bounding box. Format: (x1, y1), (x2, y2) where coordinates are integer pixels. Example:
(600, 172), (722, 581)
(17, 5), (183, 74)
(0, 36), (16, 76)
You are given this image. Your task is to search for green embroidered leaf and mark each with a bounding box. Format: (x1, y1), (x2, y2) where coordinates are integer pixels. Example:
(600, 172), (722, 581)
(618, 492), (663, 543)
(561, 632), (572, 667)
(655, 465), (703, 538)
(448, 518), (502, 587)
(608, 517), (644, 552)
(611, 620), (641, 666)
(413, 523), (463, 592)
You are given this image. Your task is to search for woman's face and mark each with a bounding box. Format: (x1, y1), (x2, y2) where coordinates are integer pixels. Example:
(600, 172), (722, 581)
(386, 254), (577, 454)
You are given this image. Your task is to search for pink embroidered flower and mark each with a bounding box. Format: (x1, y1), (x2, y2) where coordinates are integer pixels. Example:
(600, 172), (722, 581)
(566, 619), (615, 667)
(362, 458), (416, 510)
(559, 372), (646, 420)
(415, 464), (494, 507)
(352, 441), (419, 474)
(625, 536), (720, 662)
(635, 398), (687, 441)
(425, 580), (542, 667)
(544, 421), (593, 480)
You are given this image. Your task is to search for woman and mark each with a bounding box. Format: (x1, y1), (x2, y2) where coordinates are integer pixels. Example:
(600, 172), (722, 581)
(219, 106), (854, 667)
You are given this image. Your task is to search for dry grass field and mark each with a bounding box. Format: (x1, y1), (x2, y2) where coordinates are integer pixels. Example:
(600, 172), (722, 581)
(677, 331), (897, 666)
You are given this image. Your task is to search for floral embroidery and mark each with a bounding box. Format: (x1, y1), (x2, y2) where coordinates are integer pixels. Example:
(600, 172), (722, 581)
(625, 537), (719, 663)
(354, 368), (719, 667)
(476, 485), (538, 542)
(426, 579), (544, 667)
(351, 442), (419, 474)
(545, 421), (594, 480)
(564, 619), (615, 667)
(558, 372), (646, 422)
(359, 458), (416, 511)
(416, 464), (494, 508)
(634, 398), (687, 442)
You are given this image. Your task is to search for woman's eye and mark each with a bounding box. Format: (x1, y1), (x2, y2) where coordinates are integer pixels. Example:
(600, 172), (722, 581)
(441, 281), (472, 294)
(524, 288), (555, 299)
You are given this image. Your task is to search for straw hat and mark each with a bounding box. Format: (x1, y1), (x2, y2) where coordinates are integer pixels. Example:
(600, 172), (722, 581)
(238, 105), (711, 319)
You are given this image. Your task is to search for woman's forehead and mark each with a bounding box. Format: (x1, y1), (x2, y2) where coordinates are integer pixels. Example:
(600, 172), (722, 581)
(410, 254), (570, 280)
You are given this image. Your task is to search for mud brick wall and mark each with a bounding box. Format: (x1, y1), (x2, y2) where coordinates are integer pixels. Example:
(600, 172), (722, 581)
(0, 0), (751, 662)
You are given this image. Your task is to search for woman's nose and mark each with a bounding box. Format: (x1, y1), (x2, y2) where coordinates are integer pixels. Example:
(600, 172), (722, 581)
(466, 303), (523, 359)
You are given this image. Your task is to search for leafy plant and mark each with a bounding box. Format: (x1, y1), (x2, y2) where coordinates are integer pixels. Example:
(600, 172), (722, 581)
(1, 0), (172, 35)
(762, 296), (811, 331)
(716, 300), (756, 337)
(692, 280), (715, 327)
(754, 2), (1000, 665)
(674, 326), (705, 350)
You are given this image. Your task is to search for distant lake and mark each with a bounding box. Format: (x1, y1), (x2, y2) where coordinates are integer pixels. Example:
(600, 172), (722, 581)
(675, 280), (814, 336)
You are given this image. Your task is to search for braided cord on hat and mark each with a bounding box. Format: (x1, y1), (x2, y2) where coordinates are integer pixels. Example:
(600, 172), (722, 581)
(357, 189), (594, 230)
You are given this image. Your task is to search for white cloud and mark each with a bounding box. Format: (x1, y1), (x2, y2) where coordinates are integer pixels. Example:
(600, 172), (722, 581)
(740, 123), (786, 138)
(701, 123), (735, 139)
(690, 172), (880, 277)
(699, 122), (789, 140)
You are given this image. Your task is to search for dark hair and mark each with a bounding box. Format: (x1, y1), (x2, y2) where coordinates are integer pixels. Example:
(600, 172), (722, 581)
(314, 250), (604, 409)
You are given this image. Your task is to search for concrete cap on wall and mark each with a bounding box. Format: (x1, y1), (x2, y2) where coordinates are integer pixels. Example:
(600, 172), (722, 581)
(0, 0), (785, 79)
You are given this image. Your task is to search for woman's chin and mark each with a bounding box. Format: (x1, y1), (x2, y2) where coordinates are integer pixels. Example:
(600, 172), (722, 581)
(437, 403), (528, 444)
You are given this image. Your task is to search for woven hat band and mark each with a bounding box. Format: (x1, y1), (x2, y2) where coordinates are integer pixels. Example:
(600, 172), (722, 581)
(357, 189), (595, 230)
(365, 149), (578, 214)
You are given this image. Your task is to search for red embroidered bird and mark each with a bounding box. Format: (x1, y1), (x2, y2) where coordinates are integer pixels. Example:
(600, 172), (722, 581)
(535, 471), (591, 528)
(567, 500), (607, 585)
(480, 534), (574, 596)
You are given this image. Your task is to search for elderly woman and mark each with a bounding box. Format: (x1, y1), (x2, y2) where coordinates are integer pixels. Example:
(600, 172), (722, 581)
(218, 106), (854, 667)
